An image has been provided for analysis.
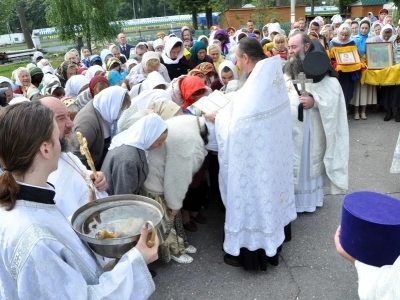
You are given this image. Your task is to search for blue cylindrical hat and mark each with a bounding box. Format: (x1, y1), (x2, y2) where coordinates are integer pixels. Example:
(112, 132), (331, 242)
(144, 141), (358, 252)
(340, 191), (400, 267)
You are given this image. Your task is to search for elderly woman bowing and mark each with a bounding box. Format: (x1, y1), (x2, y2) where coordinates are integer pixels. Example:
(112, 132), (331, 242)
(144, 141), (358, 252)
(102, 114), (168, 195)
(73, 86), (131, 169)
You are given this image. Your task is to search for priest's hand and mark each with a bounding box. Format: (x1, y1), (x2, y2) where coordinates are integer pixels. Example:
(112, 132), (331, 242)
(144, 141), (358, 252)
(135, 225), (159, 264)
(299, 95), (315, 110)
(91, 172), (107, 192)
(334, 226), (355, 265)
(204, 111), (218, 123)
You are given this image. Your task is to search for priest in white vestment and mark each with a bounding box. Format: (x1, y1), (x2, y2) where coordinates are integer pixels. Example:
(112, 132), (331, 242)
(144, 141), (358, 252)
(285, 33), (349, 213)
(216, 37), (297, 271)
(41, 97), (108, 219)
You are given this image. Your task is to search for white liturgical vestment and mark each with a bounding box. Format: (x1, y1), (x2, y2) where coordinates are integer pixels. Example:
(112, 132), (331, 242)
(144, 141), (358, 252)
(286, 74), (349, 212)
(216, 56), (297, 257)
(48, 152), (108, 219)
(0, 194), (154, 299)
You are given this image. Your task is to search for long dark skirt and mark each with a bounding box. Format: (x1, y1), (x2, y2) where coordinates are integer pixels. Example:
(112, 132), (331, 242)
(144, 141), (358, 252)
(380, 85), (400, 110)
(225, 223), (292, 271)
(338, 71), (355, 108)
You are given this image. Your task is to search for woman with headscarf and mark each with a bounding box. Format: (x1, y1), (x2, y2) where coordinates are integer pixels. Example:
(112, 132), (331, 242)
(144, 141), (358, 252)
(100, 49), (113, 67)
(380, 23), (400, 121)
(329, 23), (359, 109)
(208, 44), (225, 75)
(73, 86), (131, 169)
(189, 62), (215, 87)
(80, 46), (92, 68)
(352, 18), (376, 120)
(88, 55), (102, 67)
(372, 24), (394, 42)
(197, 35), (209, 47)
(128, 70), (169, 99)
(133, 42), (149, 59)
(0, 76), (14, 108)
(13, 67), (31, 96)
(188, 41), (213, 69)
(213, 29), (231, 56)
(102, 113), (168, 195)
(32, 51), (44, 65)
(211, 60), (238, 91)
(85, 65), (105, 80)
(180, 26), (193, 44)
(118, 89), (172, 133)
(129, 51), (171, 84)
(153, 39), (165, 53)
(40, 74), (65, 98)
(160, 37), (191, 80)
(76, 75), (109, 110)
(56, 61), (78, 88)
(120, 98), (182, 132)
(105, 57), (126, 86)
(168, 75), (207, 110)
(64, 74), (90, 98)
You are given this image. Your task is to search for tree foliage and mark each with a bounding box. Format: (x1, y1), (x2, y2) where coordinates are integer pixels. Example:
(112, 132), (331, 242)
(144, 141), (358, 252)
(45, 0), (122, 47)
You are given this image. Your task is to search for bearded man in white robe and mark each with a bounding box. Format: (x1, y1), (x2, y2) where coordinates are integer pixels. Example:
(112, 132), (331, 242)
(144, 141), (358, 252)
(285, 32), (349, 213)
(40, 97), (108, 219)
(215, 37), (297, 271)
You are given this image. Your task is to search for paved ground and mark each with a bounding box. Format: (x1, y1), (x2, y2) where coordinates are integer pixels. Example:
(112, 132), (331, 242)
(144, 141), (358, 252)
(149, 112), (400, 300)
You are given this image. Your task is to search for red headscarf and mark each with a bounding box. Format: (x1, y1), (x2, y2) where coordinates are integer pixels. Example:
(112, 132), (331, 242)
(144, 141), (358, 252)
(180, 76), (206, 110)
(89, 75), (109, 97)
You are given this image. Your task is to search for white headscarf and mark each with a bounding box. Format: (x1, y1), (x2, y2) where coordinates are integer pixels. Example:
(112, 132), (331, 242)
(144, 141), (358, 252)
(8, 97), (30, 105)
(161, 37), (184, 64)
(14, 67), (30, 86)
(109, 113), (167, 160)
(85, 65), (104, 80)
(37, 59), (52, 70)
(268, 23), (282, 40)
(331, 14), (343, 25)
(0, 76), (13, 87)
(218, 60), (238, 86)
(93, 86), (128, 138)
(134, 89), (172, 111)
(32, 51), (44, 63)
(153, 38), (165, 50)
(130, 51), (160, 77)
(42, 65), (55, 75)
(332, 23), (353, 45)
(142, 71), (169, 90)
(380, 24), (395, 41)
(64, 75), (90, 98)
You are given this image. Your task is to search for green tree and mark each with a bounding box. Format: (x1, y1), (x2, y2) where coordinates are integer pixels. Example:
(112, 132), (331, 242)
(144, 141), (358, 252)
(168, 0), (205, 29)
(0, 0), (36, 48)
(45, 0), (122, 48)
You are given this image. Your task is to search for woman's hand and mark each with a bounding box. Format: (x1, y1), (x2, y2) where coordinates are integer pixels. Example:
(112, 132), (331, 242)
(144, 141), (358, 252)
(204, 111), (218, 123)
(334, 226), (355, 264)
(168, 208), (180, 216)
(135, 225), (159, 264)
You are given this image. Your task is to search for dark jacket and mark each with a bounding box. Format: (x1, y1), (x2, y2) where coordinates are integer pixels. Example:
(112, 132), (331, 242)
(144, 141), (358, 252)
(160, 56), (191, 80)
(119, 44), (134, 58)
(72, 101), (107, 170)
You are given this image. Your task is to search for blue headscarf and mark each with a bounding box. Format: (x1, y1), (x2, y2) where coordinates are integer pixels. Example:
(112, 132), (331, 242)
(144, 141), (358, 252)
(107, 70), (125, 86)
(355, 19), (371, 57)
(100, 49), (113, 63)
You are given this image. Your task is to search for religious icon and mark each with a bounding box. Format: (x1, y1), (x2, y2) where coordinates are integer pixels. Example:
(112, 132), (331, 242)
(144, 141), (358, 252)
(366, 42), (394, 70)
(335, 49), (360, 65)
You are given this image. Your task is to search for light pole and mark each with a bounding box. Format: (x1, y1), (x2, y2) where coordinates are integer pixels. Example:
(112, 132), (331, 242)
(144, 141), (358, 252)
(132, 0), (137, 19)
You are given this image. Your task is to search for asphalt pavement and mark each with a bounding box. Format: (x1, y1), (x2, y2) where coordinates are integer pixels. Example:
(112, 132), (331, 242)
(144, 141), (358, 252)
(149, 112), (400, 300)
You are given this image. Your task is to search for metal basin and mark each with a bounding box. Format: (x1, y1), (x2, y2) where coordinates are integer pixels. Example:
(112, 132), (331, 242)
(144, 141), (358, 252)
(71, 194), (164, 258)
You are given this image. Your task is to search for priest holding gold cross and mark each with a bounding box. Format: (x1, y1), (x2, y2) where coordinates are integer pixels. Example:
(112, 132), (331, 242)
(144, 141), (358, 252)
(285, 32), (349, 213)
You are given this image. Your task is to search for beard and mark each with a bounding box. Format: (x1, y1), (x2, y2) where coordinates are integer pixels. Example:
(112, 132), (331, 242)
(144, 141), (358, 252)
(236, 71), (249, 90)
(60, 136), (72, 152)
(284, 50), (305, 79)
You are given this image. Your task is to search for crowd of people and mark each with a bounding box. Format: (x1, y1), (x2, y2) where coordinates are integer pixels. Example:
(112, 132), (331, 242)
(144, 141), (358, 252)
(0, 10), (397, 299)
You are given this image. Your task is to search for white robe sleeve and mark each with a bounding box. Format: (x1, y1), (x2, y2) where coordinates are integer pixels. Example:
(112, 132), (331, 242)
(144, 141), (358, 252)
(16, 239), (155, 300)
(355, 257), (400, 300)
